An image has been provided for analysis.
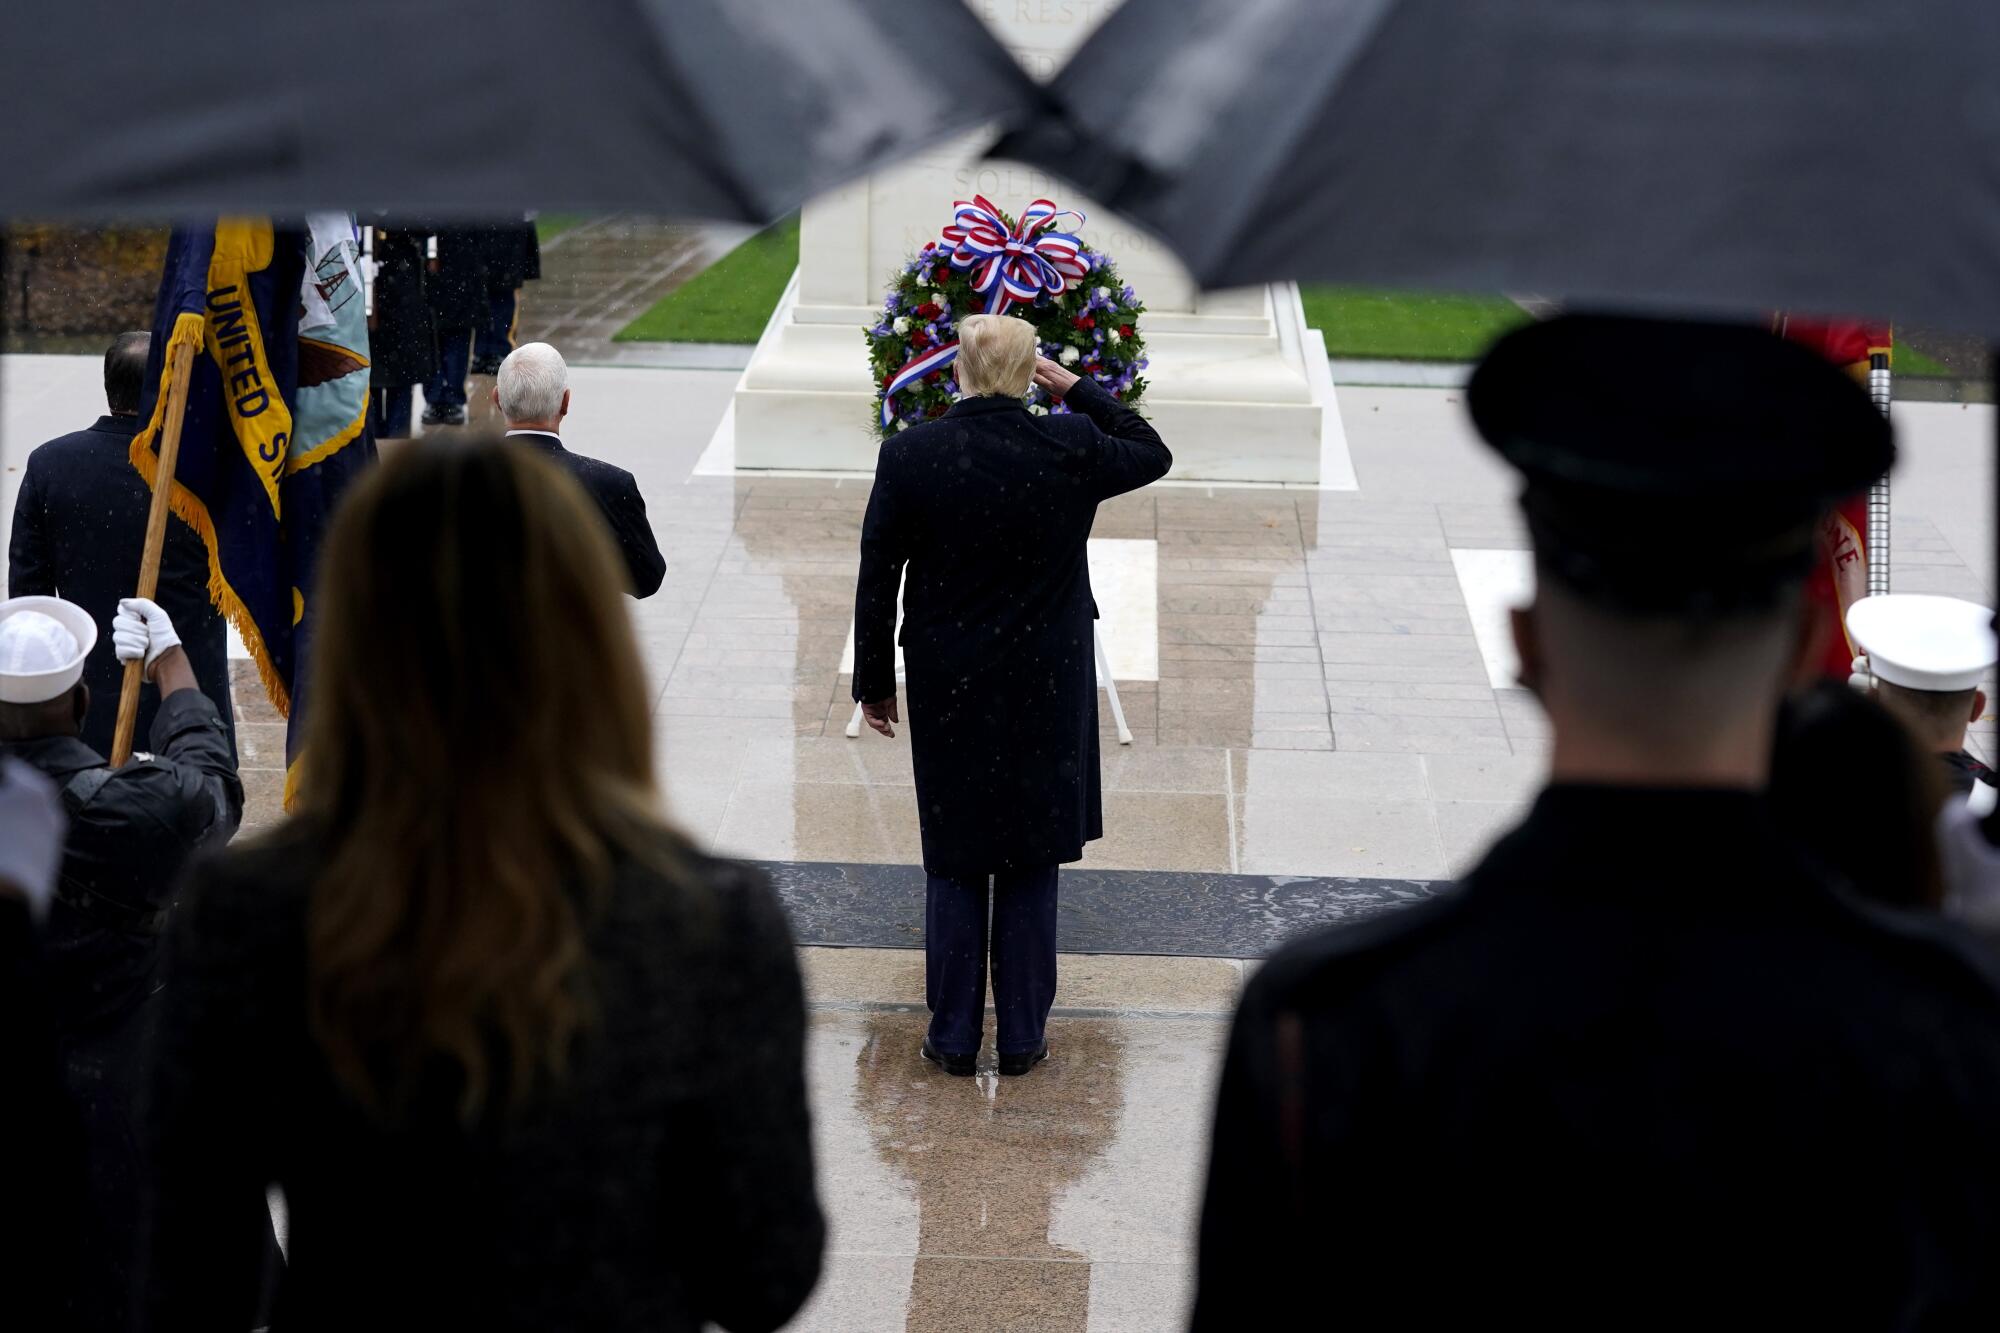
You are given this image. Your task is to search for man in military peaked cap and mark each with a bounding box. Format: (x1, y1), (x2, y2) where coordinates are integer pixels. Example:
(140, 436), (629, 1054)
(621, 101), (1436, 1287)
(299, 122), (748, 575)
(1192, 315), (2000, 1331)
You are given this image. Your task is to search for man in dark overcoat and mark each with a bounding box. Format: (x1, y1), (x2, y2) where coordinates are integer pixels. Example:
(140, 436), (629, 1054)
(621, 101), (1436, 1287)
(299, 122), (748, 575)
(472, 216), (541, 376)
(852, 313), (1170, 1077)
(1191, 316), (2000, 1329)
(8, 332), (235, 759)
(420, 226), (492, 427)
(364, 219), (436, 440)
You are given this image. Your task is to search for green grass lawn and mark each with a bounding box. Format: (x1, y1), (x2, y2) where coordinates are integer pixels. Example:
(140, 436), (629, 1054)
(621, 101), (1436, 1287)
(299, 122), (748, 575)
(613, 216), (801, 344)
(1895, 343), (1953, 377)
(534, 213), (587, 244)
(1301, 286), (1532, 361)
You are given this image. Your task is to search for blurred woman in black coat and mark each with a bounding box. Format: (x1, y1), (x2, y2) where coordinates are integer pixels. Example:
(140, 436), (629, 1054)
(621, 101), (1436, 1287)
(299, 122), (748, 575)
(140, 440), (823, 1332)
(852, 314), (1170, 1077)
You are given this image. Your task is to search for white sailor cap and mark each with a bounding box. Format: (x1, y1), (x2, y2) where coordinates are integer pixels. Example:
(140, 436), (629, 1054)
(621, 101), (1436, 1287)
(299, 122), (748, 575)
(0, 596), (98, 705)
(1849, 593), (1998, 693)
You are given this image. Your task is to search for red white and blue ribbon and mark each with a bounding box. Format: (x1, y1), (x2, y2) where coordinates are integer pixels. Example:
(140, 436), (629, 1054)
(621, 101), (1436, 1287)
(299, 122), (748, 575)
(880, 338), (960, 428)
(878, 196), (1089, 428)
(942, 195), (1088, 315)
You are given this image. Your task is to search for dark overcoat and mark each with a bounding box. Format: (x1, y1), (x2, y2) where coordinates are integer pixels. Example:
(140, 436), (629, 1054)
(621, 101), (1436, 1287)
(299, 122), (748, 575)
(7, 414), (236, 758)
(506, 431), (665, 597)
(482, 218), (542, 291)
(1193, 785), (2000, 1330)
(852, 378), (1170, 875)
(425, 227), (492, 331)
(366, 224), (436, 388)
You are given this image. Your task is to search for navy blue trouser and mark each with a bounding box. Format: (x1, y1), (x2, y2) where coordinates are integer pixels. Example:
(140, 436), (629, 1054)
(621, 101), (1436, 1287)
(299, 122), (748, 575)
(369, 385), (413, 439)
(478, 287), (519, 362)
(925, 864), (1059, 1057)
(424, 324), (472, 409)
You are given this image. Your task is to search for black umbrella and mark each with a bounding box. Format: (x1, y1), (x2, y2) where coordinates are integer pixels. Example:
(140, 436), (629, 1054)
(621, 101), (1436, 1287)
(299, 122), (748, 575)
(0, 0), (1041, 221)
(1000, 0), (2000, 333)
(1005, 0), (2000, 837)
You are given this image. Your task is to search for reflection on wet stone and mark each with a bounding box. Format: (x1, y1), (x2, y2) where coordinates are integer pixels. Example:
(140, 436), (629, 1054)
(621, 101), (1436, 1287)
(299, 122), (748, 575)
(857, 1011), (1124, 1332)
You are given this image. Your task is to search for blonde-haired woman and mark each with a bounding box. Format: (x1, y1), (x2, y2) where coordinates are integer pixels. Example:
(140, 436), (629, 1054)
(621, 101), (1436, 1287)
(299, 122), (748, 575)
(853, 313), (1171, 1077)
(140, 440), (823, 1331)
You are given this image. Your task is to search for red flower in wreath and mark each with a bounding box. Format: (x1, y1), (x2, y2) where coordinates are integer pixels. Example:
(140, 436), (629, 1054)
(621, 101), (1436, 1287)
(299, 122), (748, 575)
(915, 302), (942, 321)
(1072, 315), (1096, 331)
(925, 370), (943, 384)
(910, 330), (930, 350)
(934, 267), (950, 284)
(1119, 325), (1133, 338)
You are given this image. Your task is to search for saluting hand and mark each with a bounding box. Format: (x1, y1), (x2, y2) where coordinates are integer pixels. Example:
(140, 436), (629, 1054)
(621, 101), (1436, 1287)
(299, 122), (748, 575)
(861, 695), (900, 739)
(1032, 356), (1080, 400)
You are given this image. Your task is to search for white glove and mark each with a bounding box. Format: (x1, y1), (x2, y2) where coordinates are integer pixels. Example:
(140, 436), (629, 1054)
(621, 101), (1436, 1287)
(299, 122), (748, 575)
(1848, 654), (1873, 693)
(0, 758), (66, 921)
(113, 597), (181, 669)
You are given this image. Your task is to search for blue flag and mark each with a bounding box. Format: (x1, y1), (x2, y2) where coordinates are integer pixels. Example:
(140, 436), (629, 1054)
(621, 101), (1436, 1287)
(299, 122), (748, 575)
(131, 218), (375, 803)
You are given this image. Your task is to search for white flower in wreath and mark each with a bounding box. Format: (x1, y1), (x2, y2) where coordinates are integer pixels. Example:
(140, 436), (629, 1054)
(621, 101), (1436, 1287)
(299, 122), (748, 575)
(1059, 345), (1081, 366)
(1031, 403), (1049, 415)
(892, 316), (910, 335)
(1108, 330), (1123, 345)
(1094, 285), (1109, 300)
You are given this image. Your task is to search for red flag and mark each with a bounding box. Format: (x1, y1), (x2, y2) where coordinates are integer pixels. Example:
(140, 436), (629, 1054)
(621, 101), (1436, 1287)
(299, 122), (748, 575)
(1776, 316), (1891, 677)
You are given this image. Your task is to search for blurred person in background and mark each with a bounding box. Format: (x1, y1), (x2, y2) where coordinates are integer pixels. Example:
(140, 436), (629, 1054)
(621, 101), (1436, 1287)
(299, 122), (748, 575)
(851, 313), (1171, 1078)
(139, 439), (822, 1332)
(472, 216), (540, 376)
(1848, 592), (1999, 804)
(1193, 316), (2000, 1330)
(364, 220), (436, 441)
(419, 226), (491, 427)
(8, 331), (236, 759)
(1770, 680), (1947, 910)
(0, 594), (244, 1331)
(493, 341), (664, 598)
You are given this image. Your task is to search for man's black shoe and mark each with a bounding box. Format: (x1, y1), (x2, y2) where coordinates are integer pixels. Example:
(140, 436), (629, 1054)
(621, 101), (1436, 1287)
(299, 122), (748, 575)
(420, 404), (466, 427)
(470, 354), (504, 376)
(920, 1039), (976, 1077)
(998, 1042), (1049, 1077)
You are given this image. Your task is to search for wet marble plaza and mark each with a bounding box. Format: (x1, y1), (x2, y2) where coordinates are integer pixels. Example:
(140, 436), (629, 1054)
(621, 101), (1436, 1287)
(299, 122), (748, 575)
(4, 332), (1996, 1327)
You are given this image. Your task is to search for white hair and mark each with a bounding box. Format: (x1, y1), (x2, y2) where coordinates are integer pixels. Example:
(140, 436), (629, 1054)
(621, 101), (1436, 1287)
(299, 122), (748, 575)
(496, 342), (569, 424)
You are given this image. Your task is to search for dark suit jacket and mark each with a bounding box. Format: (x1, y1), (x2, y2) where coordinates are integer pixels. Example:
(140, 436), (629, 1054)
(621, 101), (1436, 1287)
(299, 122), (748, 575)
(852, 379), (1170, 873)
(8, 415), (236, 758)
(1193, 786), (2000, 1330)
(506, 430), (665, 597)
(141, 827), (823, 1333)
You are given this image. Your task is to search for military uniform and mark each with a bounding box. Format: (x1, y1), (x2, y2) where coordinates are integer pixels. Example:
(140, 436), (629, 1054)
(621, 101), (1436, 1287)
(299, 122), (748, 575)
(0, 595), (245, 1331)
(1193, 317), (2000, 1330)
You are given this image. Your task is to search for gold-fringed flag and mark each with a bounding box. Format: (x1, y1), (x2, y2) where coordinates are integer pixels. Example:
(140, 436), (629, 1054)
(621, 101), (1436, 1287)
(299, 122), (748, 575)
(130, 217), (374, 804)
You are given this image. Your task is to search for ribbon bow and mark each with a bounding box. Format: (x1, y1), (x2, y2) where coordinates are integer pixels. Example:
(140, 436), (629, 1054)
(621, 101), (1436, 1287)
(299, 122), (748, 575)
(942, 196), (1089, 314)
(878, 196), (1090, 429)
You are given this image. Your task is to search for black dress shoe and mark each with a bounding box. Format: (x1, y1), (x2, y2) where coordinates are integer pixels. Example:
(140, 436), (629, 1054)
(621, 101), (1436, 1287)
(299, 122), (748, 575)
(470, 354), (504, 376)
(420, 404), (466, 427)
(998, 1042), (1049, 1077)
(920, 1039), (976, 1077)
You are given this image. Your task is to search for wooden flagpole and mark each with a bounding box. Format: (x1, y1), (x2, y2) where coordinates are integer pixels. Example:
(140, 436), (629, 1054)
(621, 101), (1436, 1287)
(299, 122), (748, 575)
(110, 338), (196, 766)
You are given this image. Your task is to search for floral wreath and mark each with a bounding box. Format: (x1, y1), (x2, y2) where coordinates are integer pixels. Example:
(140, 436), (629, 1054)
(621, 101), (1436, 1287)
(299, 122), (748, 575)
(866, 196), (1148, 438)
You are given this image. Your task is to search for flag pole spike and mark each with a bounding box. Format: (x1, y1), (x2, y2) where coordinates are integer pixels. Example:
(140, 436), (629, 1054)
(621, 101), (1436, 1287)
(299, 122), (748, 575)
(110, 337), (196, 767)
